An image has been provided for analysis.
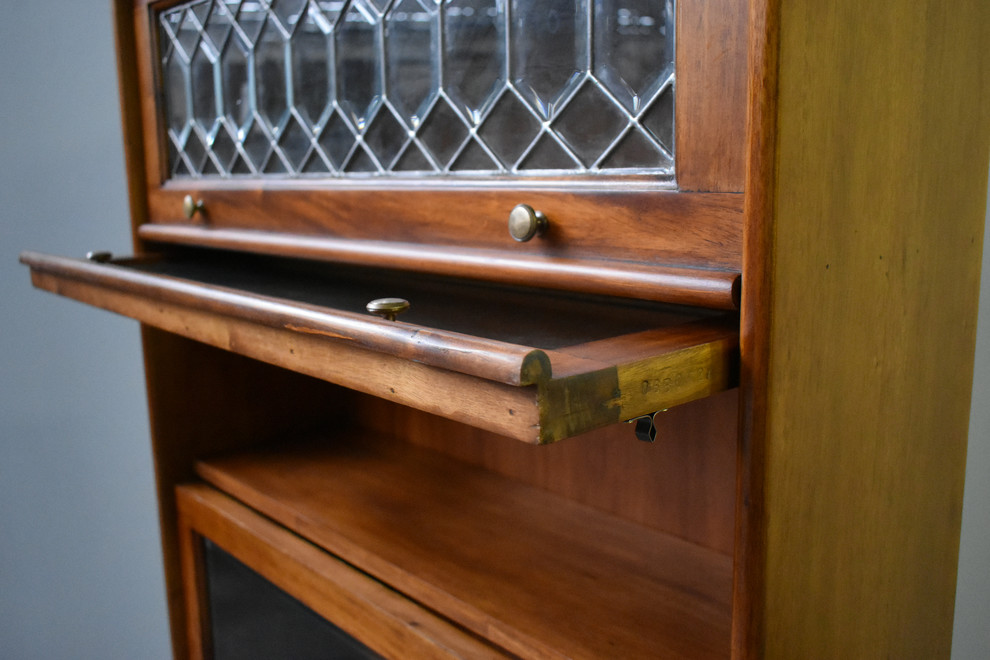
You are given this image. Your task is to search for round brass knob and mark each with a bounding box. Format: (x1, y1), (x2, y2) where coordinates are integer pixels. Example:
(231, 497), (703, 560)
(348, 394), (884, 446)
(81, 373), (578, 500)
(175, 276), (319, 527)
(366, 298), (410, 322)
(183, 195), (205, 219)
(508, 204), (548, 242)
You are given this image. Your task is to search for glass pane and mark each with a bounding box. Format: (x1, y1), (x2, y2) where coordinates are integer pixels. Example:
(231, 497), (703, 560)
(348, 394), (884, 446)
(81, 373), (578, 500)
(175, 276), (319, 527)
(510, 0), (587, 120)
(159, 0), (675, 179)
(642, 81), (674, 154)
(419, 98), (468, 168)
(553, 80), (627, 167)
(386, 0), (440, 129)
(317, 111), (357, 170)
(162, 48), (189, 139)
(365, 109), (409, 169)
(291, 6), (333, 128)
(221, 32), (252, 131)
(202, 539), (382, 660)
(477, 92), (541, 169)
(335, 0), (383, 131)
(594, 0), (673, 113)
(601, 126), (671, 169)
(278, 115), (313, 169)
(272, 0), (309, 31)
(443, 0), (505, 126)
(190, 43), (219, 134)
(256, 18), (290, 131)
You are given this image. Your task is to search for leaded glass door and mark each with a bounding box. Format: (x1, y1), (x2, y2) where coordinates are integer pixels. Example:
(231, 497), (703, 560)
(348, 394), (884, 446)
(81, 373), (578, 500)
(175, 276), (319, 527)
(158, 0), (675, 179)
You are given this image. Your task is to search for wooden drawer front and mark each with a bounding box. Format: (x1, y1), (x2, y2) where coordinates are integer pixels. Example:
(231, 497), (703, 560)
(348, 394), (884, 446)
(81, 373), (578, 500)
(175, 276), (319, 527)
(176, 484), (504, 659)
(22, 249), (738, 443)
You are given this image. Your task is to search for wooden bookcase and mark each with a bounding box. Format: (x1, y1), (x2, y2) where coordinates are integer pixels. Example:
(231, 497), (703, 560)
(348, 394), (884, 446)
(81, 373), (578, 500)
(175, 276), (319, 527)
(21, 0), (988, 657)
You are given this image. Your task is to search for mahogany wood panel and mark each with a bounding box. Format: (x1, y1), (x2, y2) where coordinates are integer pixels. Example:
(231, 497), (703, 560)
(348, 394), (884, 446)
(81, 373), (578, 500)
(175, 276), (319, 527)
(145, 187), (744, 273)
(140, 328), (356, 660)
(676, 0), (749, 192)
(196, 434), (734, 659)
(177, 485), (506, 659)
(139, 224), (742, 308)
(738, 0), (990, 656)
(354, 390), (740, 555)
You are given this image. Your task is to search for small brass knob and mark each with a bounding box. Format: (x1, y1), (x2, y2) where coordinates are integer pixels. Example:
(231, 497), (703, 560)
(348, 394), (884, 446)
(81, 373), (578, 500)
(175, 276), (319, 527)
(508, 204), (548, 242)
(366, 298), (410, 322)
(183, 195), (204, 219)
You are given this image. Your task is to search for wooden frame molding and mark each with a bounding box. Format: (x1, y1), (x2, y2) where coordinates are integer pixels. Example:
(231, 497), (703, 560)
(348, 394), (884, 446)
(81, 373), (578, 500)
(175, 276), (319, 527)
(176, 484), (505, 659)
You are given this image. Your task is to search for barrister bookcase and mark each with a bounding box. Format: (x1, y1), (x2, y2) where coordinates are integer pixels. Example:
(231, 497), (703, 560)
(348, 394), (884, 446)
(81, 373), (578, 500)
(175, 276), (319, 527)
(22, 0), (989, 657)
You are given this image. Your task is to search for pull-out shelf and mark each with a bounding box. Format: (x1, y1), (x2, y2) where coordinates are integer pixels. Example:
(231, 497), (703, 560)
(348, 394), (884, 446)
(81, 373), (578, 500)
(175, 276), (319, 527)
(21, 249), (737, 443)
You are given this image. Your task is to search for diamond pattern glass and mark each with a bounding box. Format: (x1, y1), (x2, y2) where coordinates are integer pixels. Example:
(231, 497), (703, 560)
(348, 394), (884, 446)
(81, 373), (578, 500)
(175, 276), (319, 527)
(478, 91), (541, 168)
(190, 42), (219, 134)
(159, 0), (674, 179)
(335, 1), (383, 132)
(386, 0), (439, 129)
(221, 31), (251, 131)
(443, 0), (505, 126)
(594, 0), (673, 113)
(256, 18), (290, 131)
(290, 6), (333, 129)
(554, 81), (627, 167)
(510, 0), (587, 120)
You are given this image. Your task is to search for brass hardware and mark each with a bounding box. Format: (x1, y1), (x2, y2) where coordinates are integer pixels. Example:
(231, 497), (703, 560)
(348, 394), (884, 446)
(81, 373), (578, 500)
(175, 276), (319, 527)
(508, 204), (548, 242)
(183, 195), (205, 219)
(85, 251), (113, 263)
(366, 298), (411, 322)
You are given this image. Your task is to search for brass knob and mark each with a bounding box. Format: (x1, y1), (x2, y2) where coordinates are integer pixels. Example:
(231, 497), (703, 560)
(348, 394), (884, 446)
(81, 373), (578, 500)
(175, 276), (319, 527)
(508, 204), (548, 242)
(183, 195), (204, 219)
(366, 298), (410, 322)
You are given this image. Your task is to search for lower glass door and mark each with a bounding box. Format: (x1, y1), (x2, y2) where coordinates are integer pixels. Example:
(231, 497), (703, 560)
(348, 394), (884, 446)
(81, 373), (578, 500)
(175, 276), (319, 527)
(203, 539), (380, 660)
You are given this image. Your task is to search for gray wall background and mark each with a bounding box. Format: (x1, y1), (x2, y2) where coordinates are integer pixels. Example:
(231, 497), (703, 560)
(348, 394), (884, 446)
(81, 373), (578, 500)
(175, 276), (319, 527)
(0, 3), (986, 658)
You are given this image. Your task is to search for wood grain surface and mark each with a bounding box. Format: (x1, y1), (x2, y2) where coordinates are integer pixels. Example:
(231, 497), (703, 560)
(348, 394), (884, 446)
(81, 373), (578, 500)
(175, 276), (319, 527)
(22, 251), (738, 442)
(732, 0), (780, 654)
(144, 187), (744, 274)
(738, 0), (990, 656)
(354, 390), (741, 555)
(677, 0), (750, 192)
(138, 224), (742, 308)
(140, 329), (356, 660)
(177, 485), (506, 659)
(196, 434), (734, 659)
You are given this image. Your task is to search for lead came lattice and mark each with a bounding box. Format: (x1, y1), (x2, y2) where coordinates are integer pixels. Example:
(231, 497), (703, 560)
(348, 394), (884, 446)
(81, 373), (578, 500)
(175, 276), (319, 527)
(159, 0), (674, 178)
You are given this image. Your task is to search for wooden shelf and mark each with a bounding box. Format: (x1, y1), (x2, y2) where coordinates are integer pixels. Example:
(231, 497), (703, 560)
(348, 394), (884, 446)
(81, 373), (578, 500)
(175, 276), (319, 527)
(196, 433), (734, 659)
(21, 249), (738, 443)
